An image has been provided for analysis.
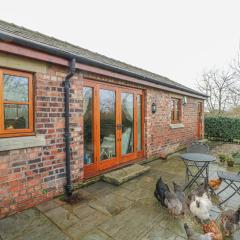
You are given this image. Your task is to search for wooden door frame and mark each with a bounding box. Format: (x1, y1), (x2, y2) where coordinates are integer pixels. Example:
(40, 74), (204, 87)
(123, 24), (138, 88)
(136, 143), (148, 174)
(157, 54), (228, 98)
(83, 79), (145, 178)
(82, 81), (98, 178)
(120, 89), (144, 163)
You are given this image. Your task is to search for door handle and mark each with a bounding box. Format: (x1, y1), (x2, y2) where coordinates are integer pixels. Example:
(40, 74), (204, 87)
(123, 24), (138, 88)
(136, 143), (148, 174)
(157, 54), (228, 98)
(116, 124), (122, 129)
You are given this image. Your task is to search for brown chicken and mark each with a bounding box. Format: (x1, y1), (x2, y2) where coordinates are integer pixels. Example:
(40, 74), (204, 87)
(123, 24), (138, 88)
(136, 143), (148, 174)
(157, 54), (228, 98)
(208, 179), (222, 190)
(203, 220), (223, 240)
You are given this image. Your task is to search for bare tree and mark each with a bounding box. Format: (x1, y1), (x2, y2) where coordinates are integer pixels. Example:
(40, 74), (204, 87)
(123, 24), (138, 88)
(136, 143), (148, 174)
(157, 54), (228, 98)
(198, 44), (240, 115)
(197, 69), (235, 114)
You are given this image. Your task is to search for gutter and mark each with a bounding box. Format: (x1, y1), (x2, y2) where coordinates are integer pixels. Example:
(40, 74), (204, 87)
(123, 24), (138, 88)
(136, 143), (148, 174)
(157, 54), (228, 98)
(0, 31), (207, 98)
(64, 58), (76, 198)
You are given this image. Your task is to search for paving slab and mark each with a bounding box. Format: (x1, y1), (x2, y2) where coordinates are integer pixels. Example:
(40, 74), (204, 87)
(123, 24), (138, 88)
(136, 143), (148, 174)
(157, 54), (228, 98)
(80, 229), (114, 240)
(84, 181), (116, 197)
(126, 186), (153, 202)
(88, 192), (133, 216)
(142, 226), (179, 240)
(98, 201), (165, 240)
(44, 206), (79, 231)
(120, 175), (155, 193)
(111, 186), (132, 197)
(174, 237), (186, 240)
(64, 203), (101, 219)
(102, 164), (150, 185)
(233, 230), (240, 240)
(65, 209), (110, 239)
(0, 208), (69, 240)
(36, 198), (65, 213)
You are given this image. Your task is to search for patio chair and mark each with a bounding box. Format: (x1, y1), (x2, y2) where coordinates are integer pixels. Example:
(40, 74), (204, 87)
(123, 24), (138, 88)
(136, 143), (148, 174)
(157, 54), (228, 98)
(187, 142), (210, 154)
(216, 171), (240, 206)
(184, 142), (210, 183)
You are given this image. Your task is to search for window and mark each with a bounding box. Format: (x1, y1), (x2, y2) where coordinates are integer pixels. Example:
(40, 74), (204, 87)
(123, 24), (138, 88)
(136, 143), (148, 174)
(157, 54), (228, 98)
(0, 69), (34, 137)
(171, 98), (181, 123)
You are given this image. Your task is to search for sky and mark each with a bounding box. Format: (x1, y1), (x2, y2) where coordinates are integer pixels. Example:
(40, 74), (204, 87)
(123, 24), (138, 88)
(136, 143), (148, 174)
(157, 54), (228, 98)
(1, 0), (240, 90)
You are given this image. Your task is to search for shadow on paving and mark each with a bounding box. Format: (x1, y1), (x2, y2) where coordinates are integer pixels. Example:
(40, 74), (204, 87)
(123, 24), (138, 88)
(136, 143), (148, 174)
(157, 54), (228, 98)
(1, 154), (240, 240)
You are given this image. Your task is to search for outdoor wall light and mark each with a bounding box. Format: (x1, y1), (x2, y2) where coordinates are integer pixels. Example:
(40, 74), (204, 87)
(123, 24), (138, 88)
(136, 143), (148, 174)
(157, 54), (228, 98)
(182, 96), (187, 105)
(152, 103), (157, 114)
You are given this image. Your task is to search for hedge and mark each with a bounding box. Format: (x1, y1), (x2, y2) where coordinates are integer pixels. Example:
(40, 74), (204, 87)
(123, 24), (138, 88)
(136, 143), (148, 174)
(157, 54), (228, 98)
(205, 116), (240, 141)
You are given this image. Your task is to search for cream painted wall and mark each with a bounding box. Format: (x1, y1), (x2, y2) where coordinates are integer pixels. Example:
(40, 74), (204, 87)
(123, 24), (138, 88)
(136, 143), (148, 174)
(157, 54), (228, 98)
(0, 52), (48, 73)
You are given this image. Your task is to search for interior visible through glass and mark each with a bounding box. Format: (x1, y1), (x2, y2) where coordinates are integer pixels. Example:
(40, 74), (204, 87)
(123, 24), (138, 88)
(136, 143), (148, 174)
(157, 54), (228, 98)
(83, 87), (94, 165)
(100, 89), (116, 160)
(121, 93), (134, 155)
(137, 95), (142, 151)
(4, 104), (29, 129)
(4, 75), (29, 102)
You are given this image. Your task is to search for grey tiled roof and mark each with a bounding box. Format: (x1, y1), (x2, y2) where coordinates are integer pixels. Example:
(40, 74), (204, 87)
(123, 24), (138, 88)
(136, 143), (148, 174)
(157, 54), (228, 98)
(0, 19), (206, 97)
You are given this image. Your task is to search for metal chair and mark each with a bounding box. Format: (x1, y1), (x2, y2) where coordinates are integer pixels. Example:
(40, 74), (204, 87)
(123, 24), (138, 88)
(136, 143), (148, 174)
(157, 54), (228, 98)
(216, 171), (240, 206)
(187, 142), (210, 154)
(184, 142), (210, 183)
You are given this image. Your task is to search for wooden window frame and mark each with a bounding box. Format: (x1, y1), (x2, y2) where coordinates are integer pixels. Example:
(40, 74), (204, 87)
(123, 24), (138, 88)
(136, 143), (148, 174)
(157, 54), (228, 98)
(0, 68), (34, 138)
(171, 97), (182, 124)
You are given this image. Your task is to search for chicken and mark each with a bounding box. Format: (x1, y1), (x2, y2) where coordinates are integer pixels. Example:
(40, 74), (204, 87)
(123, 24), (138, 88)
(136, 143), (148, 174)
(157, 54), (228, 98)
(184, 223), (214, 240)
(189, 181), (212, 221)
(189, 180), (209, 200)
(164, 190), (183, 216)
(201, 192), (212, 211)
(154, 177), (170, 207)
(202, 220), (223, 240)
(221, 207), (240, 236)
(189, 195), (211, 221)
(208, 179), (222, 190)
(173, 181), (187, 214)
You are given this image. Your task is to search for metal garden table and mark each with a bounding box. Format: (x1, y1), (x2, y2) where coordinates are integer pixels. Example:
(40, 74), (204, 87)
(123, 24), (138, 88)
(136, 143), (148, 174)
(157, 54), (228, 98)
(181, 153), (216, 191)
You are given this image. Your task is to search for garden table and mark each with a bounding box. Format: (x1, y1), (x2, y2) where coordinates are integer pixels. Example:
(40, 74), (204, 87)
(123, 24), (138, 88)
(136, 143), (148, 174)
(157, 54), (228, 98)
(181, 153), (216, 191)
(216, 171), (240, 206)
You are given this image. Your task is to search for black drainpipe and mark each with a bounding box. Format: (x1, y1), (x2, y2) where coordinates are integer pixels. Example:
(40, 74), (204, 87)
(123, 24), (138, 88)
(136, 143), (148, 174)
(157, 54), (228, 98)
(64, 58), (76, 198)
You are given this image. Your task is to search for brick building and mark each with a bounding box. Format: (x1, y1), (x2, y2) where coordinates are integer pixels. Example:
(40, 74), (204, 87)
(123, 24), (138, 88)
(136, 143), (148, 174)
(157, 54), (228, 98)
(0, 20), (207, 218)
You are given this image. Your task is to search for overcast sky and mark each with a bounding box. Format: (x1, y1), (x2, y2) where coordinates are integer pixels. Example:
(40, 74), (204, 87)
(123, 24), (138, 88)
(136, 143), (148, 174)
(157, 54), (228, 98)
(1, 0), (240, 90)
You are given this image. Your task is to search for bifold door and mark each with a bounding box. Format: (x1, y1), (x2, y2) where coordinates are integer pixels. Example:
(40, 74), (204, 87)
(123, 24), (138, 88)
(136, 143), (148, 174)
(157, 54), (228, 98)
(83, 80), (144, 178)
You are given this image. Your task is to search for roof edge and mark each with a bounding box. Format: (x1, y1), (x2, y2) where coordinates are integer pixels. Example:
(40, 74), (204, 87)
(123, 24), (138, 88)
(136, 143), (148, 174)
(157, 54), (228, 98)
(0, 31), (207, 98)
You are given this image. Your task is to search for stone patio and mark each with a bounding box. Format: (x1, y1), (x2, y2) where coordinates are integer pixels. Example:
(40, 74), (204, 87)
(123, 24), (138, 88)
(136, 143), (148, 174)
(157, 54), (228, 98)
(1, 153), (240, 240)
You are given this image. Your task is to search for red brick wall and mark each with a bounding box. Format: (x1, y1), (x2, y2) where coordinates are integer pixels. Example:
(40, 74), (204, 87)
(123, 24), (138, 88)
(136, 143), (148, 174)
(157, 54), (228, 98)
(0, 65), (84, 218)
(0, 64), (203, 218)
(145, 88), (203, 159)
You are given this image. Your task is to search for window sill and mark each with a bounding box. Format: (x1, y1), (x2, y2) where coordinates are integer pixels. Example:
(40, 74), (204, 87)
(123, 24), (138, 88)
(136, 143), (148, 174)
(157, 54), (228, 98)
(169, 123), (184, 129)
(0, 135), (46, 152)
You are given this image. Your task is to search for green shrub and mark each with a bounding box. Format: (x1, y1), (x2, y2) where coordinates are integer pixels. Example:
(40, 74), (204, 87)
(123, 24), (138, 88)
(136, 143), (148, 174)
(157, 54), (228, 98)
(218, 153), (227, 162)
(205, 116), (240, 142)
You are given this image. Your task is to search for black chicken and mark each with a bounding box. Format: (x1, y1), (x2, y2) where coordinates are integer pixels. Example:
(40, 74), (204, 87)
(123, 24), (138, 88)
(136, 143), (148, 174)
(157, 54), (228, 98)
(154, 177), (170, 207)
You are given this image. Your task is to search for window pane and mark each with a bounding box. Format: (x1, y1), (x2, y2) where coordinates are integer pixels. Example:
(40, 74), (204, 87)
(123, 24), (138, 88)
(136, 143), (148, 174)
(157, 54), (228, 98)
(83, 87), (94, 165)
(137, 95), (142, 151)
(100, 89), (116, 161)
(176, 111), (180, 121)
(122, 93), (134, 155)
(171, 110), (174, 121)
(171, 99), (174, 109)
(4, 74), (29, 102)
(4, 104), (29, 129)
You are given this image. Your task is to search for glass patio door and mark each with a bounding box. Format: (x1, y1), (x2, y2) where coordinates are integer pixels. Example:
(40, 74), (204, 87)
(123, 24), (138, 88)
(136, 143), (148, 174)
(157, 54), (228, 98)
(83, 80), (144, 178)
(98, 87), (120, 170)
(120, 91), (135, 162)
